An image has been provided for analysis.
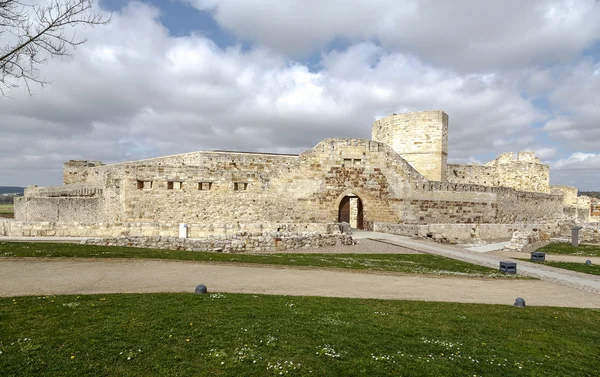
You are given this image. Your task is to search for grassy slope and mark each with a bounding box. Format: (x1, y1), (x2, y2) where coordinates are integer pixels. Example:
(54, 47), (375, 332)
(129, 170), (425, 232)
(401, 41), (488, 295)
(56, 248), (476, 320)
(0, 242), (524, 279)
(1, 293), (598, 377)
(535, 243), (600, 257)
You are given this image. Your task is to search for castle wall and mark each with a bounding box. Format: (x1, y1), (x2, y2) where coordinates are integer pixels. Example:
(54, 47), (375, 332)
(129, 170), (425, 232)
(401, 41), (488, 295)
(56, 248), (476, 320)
(495, 190), (563, 223)
(14, 197), (101, 223)
(551, 185), (578, 205)
(447, 152), (550, 193)
(15, 108), (570, 238)
(371, 110), (448, 181)
(113, 139), (425, 225)
(0, 219), (339, 238)
(447, 164), (496, 186)
(63, 160), (104, 184)
(16, 137), (565, 234)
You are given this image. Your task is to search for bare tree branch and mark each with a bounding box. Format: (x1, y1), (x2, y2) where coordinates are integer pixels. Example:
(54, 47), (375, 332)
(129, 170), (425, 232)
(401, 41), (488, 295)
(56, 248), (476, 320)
(0, 0), (111, 95)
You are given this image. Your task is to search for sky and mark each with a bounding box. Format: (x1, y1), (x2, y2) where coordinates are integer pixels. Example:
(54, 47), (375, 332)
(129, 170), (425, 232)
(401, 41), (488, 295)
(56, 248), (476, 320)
(1, 0), (600, 189)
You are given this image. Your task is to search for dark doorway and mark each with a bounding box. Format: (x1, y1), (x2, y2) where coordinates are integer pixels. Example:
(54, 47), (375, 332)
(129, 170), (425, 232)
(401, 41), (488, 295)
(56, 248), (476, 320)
(338, 195), (364, 230)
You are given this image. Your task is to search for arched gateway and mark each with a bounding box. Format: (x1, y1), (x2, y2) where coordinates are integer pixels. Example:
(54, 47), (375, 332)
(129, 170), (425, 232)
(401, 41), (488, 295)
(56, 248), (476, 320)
(338, 194), (364, 230)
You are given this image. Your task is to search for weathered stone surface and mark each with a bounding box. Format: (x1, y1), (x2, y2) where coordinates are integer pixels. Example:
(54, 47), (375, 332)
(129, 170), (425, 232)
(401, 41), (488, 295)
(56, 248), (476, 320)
(374, 222), (560, 244)
(504, 230), (546, 251)
(82, 232), (355, 253)
(10, 110), (579, 241)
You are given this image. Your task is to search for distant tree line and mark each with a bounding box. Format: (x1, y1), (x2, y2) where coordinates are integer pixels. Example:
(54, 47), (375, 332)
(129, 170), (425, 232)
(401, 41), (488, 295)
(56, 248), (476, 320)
(580, 192), (600, 199)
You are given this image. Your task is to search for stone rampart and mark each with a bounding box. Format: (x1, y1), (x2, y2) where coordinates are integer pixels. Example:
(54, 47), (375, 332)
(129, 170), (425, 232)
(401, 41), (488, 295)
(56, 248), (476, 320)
(0, 219), (343, 238)
(63, 160), (105, 184)
(17, 137), (565, 228)
(16, 110), (569, 231)
(551, 185), (578, 205)
(82, 233), (355, 253)
(448, 152), (550, 193)
(373, 222), (560, 243)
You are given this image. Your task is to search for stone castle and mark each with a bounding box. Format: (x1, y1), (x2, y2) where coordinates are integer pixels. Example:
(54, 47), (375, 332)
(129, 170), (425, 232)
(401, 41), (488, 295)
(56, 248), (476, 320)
(4, 110), (593, 246)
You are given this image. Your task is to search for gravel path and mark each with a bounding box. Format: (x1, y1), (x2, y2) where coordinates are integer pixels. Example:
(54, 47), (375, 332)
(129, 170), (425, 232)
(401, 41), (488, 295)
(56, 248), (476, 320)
(354, 231), (600, 294)
(2, 258), (600, 308)
(493, 250), (600, 264)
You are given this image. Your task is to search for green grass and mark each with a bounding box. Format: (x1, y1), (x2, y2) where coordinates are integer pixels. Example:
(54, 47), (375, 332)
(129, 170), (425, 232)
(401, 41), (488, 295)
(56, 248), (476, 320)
(516, 258), (600, 276)
(0, 204), (13, 213)
(0, 204), (13, 218)
(1, 293), (598, 376)
(0, 242), (524, 279)
(535, 243), (600, 257)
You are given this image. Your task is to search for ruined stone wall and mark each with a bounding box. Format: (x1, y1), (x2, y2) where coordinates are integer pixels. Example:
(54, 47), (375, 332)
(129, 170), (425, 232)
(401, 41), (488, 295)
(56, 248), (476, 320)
(14, 197), (102, 223)
(551, 185), (578, 205)
(577, 196), (592, 223)
(495, 189), (563, 223)
(487, 152), (550, 193)
(447, 164), (496, 186)
(63, 160), (105, 184)
(374, 222), (560, 242)
(0, 219), (341, 238)
(448, 152), (550, 193)
(371, 110), (448, 181)
(83, 233), (354, 253)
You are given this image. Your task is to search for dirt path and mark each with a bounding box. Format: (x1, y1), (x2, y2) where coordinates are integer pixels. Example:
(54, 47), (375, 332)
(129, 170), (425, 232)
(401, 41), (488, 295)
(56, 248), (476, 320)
(2, 258), (600, 308)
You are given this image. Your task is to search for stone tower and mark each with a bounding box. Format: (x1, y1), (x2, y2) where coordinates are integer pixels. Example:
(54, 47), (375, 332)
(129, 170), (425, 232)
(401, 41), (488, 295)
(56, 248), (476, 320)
(371, 110), (448, 181)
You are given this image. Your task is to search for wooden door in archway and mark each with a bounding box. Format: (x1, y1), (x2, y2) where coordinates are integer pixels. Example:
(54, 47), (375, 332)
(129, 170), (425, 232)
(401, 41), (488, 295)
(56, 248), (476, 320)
(338, 195), (364, 230)
(338, 196), (350, 224)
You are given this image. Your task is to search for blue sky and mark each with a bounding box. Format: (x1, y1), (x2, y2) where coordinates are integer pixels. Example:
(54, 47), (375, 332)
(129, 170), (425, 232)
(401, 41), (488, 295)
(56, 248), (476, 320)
(1, 0), (600, 189)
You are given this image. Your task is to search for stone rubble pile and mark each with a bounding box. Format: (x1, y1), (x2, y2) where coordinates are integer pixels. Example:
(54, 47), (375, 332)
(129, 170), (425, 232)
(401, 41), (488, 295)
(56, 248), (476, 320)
(83, 231), (355, 253)
(504, 229), (551, 251)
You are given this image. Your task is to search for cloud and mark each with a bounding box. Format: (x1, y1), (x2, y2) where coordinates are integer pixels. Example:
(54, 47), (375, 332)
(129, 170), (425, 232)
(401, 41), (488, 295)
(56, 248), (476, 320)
(189, 0), (600, 71)
(0, 0), (598, 191)
(551, 152), (600, 189)
(553, 152), (600, 170)
(534, 60), (600, 151)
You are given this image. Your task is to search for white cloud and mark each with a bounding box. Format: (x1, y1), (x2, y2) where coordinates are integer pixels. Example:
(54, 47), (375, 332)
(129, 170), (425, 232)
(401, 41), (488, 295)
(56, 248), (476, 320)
(189, 0), (600, 71)
(553, 152), (600, 170)
(534, 147), (557, 160)
(551, 152), (600, 189)
(0, 1), (599, 191)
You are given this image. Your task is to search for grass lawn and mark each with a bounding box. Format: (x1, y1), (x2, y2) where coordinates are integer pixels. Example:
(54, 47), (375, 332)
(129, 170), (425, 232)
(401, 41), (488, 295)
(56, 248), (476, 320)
(516, 258), (600, 276)
(0, 204), (13, 218)
(535, 243), (600, 257)
(0, 242), (524, 279)
(1, 293), (598, 377)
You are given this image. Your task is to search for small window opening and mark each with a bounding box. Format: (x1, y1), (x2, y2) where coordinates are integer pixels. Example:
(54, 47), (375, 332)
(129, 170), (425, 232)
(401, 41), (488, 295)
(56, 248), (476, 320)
(343, 158), (362, 167)
(168, 181), (183, 190)
(198, 182), (212, 191)
(234, 182), (248, 191)
(137, 180), (152, 190)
